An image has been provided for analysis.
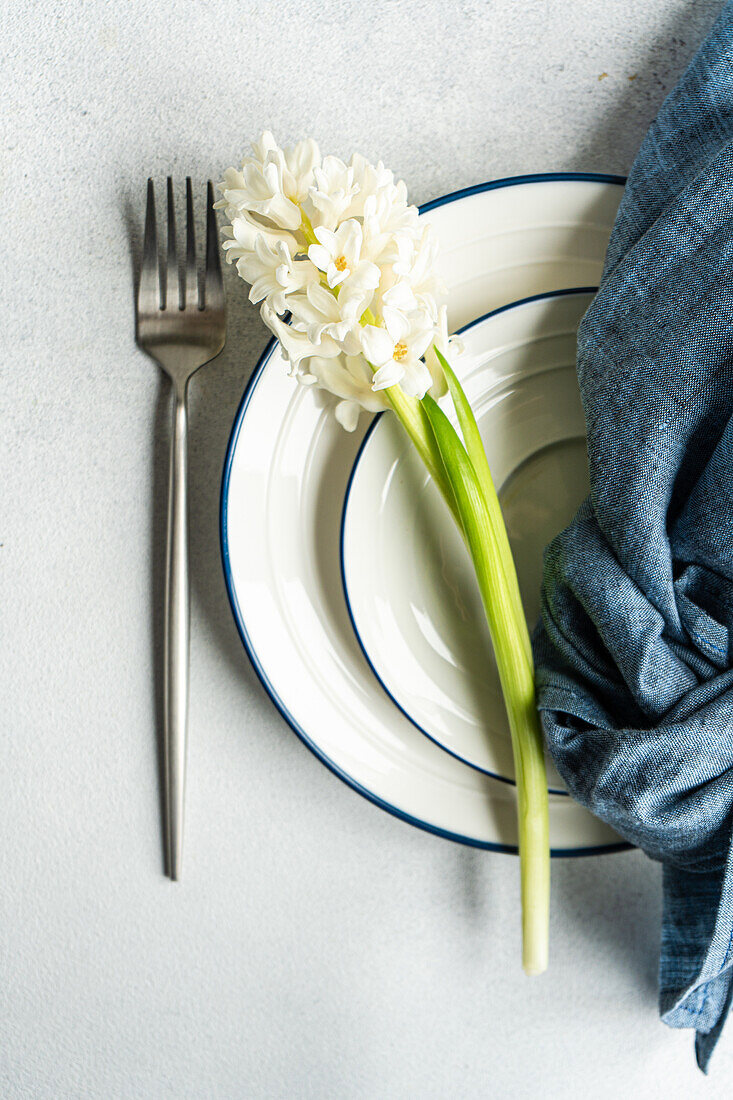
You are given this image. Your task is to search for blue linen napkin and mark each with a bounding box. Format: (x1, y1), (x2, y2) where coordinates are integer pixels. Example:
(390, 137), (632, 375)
(533, 2), (733, 1072)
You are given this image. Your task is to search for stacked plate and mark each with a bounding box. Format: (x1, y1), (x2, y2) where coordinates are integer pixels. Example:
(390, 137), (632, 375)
(221, 174), (628, 854)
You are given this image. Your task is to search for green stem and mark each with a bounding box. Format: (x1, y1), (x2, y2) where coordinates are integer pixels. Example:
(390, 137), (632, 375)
(299, 209), (319, 247)
(421, 394), (550, 976)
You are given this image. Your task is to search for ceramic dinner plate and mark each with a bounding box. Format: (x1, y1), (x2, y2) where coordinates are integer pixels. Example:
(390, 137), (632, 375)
(342, 289), (592, 790)
(221, 174), (628, 854)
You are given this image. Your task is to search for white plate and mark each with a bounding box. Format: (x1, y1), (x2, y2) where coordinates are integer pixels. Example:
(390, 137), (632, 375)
(342, 290), (593, 789)
(221, 174), (628, 854)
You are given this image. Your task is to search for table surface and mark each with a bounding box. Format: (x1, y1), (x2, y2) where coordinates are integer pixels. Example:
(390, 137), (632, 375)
(3, 1), (731, 1096)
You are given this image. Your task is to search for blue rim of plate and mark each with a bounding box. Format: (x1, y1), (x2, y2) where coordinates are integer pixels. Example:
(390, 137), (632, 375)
(220, 172), (632, 857)
(340, 287), (597, 797)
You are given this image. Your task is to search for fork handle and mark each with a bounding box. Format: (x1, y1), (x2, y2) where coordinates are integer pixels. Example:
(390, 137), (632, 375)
(164, 382), (190, 881)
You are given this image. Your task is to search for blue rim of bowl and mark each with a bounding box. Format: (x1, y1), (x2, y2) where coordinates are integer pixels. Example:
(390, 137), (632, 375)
(220, 172), (632, 857)
(340, 287), (597, 797)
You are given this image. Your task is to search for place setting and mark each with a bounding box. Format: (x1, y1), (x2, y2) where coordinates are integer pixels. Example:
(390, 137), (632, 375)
(141, 6), (733, 1073)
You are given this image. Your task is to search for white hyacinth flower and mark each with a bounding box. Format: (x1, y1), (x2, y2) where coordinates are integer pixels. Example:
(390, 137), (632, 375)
(221, 210), (300, 263)
(361, 309), (435, 396)
(215, 167), (250, 223)
(307, 219), (377, 289)
(380, 277), (420, 315)
(288, 283), (362, 354)
(279, 136), (321, 204)
(230, 163), (301, 232)
(394, 225), (444, 321)
(261, 301), (341, 375)
(303, 354), (389, 431)
(307, 220), (380, 322)
(223, 131), (320, 232)
(219, 133), (460, 429)
(362, 185), (420, 261)
(236, 236), (316, 315)
(308, 155), (360, 229)
(345, 154), (396, 217)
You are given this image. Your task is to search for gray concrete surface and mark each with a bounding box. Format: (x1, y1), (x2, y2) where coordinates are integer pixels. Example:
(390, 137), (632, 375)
(2, 1), (729, 1096)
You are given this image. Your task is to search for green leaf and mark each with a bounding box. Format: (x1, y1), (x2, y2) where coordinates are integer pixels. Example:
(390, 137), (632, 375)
(421, 395), (515, 642)
(434, 347), (497, 508)
(434, 346), (531, 666)
(383, 383), (460, 526)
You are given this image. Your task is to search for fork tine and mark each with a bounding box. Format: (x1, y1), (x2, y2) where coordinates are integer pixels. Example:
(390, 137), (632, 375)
(204, 181), (224, 311)
(138, 179), (160, 313)
(166, 177), (180, 310)
(184, 178), (199, 309)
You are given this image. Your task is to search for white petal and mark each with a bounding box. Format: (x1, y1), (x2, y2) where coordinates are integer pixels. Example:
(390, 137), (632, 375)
(275, 263), (291, 288)
(260, 285), (288, 315)
(339, 283), (374, 323)
(382, 280), (417, 312)
(346, 260), (380, 292)
(285, 138), (321, 182)
(338, 219), (363, 264)
(307, 243), (332, 272)
(261, 302), (339, 368)
(423, 347), (448, 398)
(382, 307), (410, 343)
(288, 259), (319, 293)
(390, 235), (416, 274)
(410, 326), (434, 360)
(287, 292), (322, 328)
(251, 131), (279, 163)
(417, 291), (440, 323)
(399, 359), (433, 398)
(327, 263), (348, 289)
(226, 209), (299, 255)
(260, 193), (302, 231)
(338, 327), (363, 356)
(313, 225), (336, 250)
(306, 282), (340, 319)
(335, 400), (361, 432)
(360, 325), (394, 367)
(307, 353), (380, 409)
(372, 360), (404, 390)
(322, 154), (349, 175)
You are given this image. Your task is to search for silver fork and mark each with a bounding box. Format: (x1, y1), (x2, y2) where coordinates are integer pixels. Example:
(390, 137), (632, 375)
(136, 178), (226, 880)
